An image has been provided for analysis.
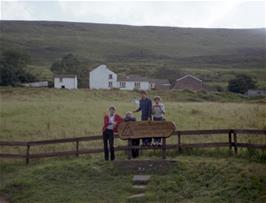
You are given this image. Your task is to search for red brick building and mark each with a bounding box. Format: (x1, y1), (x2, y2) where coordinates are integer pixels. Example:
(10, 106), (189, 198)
(173, 74), (206, 91)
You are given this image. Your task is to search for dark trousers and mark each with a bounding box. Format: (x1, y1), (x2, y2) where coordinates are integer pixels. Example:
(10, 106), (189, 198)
(141, 118), (152, 145)
(153, 117), (164, 143)
(103, 129), (115, 161)
(132, 139), (140, 158)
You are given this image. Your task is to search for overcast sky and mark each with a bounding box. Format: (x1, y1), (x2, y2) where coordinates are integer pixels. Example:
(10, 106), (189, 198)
(1, 0), (265, 28)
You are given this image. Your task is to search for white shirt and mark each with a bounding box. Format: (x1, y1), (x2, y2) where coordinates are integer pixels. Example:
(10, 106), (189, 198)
(107, 115), (115, 130)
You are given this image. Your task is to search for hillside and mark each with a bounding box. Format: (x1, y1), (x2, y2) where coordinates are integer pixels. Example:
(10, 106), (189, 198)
(1, 20), (266, 88)
(1, 21), (265, 67)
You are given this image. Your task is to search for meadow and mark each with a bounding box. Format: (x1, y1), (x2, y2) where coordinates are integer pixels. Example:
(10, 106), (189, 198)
(0, 87), (266, 203)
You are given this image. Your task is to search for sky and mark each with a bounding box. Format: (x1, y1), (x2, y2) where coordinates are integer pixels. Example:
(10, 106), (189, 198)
(1, 0), (265, 28)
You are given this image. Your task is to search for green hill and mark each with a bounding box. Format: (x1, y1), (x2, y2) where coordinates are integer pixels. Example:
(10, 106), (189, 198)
(1, 20), (265, 67)
(1, 20), (266, 87)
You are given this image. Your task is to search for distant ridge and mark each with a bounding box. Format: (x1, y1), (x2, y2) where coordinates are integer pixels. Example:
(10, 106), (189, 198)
(0, 20), (265, 69)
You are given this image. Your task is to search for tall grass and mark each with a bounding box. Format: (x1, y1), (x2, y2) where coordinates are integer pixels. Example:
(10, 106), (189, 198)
(1, 87), (265, 155)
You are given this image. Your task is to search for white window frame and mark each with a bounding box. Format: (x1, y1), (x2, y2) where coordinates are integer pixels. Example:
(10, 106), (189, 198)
(135, 82), (141, 89)
(120, 82), (126, 88)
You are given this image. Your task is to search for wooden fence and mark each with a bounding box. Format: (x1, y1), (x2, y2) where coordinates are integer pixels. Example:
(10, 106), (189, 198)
(0, 129), (265, 164)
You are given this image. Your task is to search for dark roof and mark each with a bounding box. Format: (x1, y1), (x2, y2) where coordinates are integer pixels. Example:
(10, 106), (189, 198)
(149, 79), (170, 85)
(54, 74), (77, 78)
(118, 74), (149, 82)
(176, 74), (202, 82)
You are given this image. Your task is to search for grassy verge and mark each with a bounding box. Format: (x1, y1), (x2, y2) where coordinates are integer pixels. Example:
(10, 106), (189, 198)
(0, 87), (266, 202)
(1, 153), (266, 203)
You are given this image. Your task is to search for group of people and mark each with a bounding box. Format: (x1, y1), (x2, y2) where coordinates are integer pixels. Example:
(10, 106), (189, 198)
(102, 90), (166, 161)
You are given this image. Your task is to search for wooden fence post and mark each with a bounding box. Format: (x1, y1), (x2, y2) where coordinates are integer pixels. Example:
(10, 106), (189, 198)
(127, 139), (132, 160)
(162, 137), (166, 159)
(76, 140), (79, 157)
(177, 131), (181, 153)
(233, 131), (238, 155)
(228, 130), (232, 155)
(26, 144), (30, 165)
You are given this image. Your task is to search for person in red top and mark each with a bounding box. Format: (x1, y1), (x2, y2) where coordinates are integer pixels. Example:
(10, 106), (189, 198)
(102, 106), (123, 161)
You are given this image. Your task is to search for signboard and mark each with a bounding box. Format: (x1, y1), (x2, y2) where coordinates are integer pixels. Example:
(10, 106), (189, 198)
(118, 121), (176, 140)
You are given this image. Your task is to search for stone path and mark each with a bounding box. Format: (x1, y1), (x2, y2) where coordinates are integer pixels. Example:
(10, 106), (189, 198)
(127, 175), (151, 202)
(0, 196), (9, 203)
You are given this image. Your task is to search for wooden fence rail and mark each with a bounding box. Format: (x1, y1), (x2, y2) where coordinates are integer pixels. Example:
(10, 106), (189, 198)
(0, 129), (265, 164)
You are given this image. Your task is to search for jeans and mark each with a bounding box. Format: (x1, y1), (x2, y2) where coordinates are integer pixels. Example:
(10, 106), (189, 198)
(141, 118), (152, 145)
(153, 117), (164, 143)
(103, 129), (115, 161)
(132, 139), (140, 158)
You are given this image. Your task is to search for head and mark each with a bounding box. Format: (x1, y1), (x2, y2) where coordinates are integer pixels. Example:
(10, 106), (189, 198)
(125, 111), (133, 118)
(108, 106), (116, 115)
(140, 90), (147, 99)
(154, 96), (161, 104)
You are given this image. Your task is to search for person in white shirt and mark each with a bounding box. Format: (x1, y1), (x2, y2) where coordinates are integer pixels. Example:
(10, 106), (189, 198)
(152, 96), (166, 146)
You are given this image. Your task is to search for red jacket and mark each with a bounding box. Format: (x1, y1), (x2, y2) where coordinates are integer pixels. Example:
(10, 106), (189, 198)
(103, 114), (123, 132)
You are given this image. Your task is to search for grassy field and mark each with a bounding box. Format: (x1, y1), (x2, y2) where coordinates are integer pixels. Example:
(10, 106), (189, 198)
(0, 87), (266, 203)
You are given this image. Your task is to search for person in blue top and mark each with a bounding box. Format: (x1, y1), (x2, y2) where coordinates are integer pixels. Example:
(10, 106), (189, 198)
(134, 90), (152, 146)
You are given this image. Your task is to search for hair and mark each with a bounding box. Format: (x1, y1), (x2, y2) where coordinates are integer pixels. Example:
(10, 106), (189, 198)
(109, 106), (116, 111)
(140, 90), (147, 95)
(154, 96), (161, 101)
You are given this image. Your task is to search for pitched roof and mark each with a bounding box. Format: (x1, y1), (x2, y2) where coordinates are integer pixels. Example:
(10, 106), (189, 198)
(91, 64), (115, 73)
(149, 79), (170, 85)
(54, 74), (77, 78)
(176, 74), (202, 82)
(118, 74), (149, 82)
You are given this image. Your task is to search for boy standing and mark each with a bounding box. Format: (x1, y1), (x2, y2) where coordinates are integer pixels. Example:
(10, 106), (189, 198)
(102, 106), (123, 161)
(124, 112), (139, 158)
(134, 90), (152, 146)
(152, 96), (166, 146)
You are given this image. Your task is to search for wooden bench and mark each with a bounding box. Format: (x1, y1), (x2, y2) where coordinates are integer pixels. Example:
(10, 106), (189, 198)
(118, 121), (176, 159)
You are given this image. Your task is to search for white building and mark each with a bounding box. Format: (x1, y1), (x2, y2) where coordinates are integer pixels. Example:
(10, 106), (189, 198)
(54, 75), (78, 89)
(22, 81), (48, 88)
(246, 89), (266, 97)
(89, 65), (151, 90)
(89, 65), (117, 89)
(118, 75), (150, 91)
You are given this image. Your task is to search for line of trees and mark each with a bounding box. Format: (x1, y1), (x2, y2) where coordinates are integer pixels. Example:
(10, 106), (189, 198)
(0, 50), (36, 86)
(0, 50), (259, 94)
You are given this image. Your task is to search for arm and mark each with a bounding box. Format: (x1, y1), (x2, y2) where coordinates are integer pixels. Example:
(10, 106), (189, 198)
(103, 115), (109, 131)
(134, 102), (141, 113)
(116, 114), (123, 125)
(161, 104), (166, 114)
(148, 99), (152, 120)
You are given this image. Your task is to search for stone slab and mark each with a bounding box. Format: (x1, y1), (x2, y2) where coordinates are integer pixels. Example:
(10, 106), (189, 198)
(133, 175), (151, 185)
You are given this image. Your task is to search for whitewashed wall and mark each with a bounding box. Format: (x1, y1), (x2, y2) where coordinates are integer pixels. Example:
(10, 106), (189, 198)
(89, 65), (118, 89)
(119, 81), (150, 90)
(54, 77), (77, 89)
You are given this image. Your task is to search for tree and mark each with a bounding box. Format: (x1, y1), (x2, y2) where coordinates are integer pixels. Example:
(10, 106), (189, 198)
(228, 74), (257, 94)
(50, 54), (83, 77)
(0, 50), (35, 86)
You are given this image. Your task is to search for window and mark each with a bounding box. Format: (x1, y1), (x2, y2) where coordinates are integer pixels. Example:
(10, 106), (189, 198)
(120, 82), (126, 88)
(108, 82), (113, 88)
(109, 74), (113, 79)
(135, 82), (141, 89)
(59, 77), (63, 82)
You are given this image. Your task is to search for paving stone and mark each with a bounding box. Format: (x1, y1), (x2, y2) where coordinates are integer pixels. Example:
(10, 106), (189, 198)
(132, 175), (151, 185)
(127, 193), (146, 202)
(132, 185), (147, 193)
